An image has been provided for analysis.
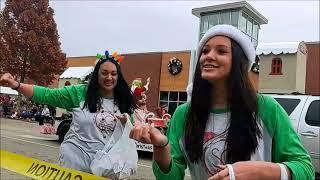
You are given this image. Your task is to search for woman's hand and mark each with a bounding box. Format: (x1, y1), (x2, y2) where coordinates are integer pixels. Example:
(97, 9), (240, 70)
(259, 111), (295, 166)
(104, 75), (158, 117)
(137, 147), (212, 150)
(129, 119), (167, 147)
(0, 73), (34, 98)
(130, 120), (171, 172)
(0, 73), (18, 88)
(208, 161), (285, 180)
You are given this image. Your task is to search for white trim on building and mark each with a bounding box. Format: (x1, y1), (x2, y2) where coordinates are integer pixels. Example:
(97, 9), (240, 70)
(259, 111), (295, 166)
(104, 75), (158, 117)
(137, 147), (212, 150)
(59, 66), (94, 80)
(257, 42), (301, 55)
(0, 86), (18, 95)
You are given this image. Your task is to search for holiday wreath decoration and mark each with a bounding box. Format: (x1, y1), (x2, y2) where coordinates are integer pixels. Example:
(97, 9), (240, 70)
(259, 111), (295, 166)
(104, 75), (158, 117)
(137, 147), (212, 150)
(251, 61), (260, 74)
(251, 56), (260, 74)
(168, 57), (183, 75)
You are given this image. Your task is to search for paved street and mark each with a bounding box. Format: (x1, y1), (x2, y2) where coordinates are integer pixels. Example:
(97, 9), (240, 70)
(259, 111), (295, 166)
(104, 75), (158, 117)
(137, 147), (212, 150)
(0, 118), (191, 180)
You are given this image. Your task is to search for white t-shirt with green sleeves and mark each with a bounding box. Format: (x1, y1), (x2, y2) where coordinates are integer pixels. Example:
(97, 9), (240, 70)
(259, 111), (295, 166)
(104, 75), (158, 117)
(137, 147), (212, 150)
(32, 84), (127, 173)
(153, 95), (315, 180)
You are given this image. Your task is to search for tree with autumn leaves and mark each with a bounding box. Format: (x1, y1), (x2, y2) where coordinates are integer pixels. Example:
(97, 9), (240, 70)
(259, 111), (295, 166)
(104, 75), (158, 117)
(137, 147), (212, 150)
(0, 0), (67, 86)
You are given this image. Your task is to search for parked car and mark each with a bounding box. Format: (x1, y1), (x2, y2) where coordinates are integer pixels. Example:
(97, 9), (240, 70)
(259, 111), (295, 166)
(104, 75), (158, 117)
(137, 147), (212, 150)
(265, 94), (319, 176)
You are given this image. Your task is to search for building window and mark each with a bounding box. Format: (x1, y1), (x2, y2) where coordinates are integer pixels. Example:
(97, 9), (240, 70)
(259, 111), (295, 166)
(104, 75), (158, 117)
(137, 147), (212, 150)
(252, 22), (259, 40)
(246, 17), (253, 36)
(270, 57), (283, 75)
(238, 12), (259, 47)
(219, 11), (230, 24)
(208, 13), (219, 29)
(239, 13), (247, 33)
(200, 16), (209, 35)
(159, 91), (187, 115)
(231, 11), (239, 27)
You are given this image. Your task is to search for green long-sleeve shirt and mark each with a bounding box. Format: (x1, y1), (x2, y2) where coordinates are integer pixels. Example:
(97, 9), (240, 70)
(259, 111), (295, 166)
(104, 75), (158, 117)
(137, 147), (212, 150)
(153, 94), (314, 180)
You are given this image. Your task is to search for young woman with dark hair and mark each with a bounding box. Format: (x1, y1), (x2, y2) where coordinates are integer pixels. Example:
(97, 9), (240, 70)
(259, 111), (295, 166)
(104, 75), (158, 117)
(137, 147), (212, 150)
(0, 51), (137, 176)
(130, 25), (314, 180)
(83, 56), (135, 114)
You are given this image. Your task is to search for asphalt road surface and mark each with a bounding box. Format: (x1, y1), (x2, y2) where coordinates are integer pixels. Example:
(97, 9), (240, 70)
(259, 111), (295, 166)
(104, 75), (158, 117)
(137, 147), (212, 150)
(0, 118), (191, 180)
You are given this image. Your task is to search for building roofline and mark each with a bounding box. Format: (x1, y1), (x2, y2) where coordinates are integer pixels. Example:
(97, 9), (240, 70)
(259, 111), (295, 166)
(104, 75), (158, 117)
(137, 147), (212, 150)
(305, 41), (320, 45)
(66, 50), (191, 58)
(67, 56), (96, 59)
(256, 41), (301, 56)
(192, 1), (268, 24)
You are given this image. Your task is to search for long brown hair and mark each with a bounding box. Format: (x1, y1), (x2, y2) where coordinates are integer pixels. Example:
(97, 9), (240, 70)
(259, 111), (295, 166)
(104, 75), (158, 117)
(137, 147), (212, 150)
(185, 40), (261, 163)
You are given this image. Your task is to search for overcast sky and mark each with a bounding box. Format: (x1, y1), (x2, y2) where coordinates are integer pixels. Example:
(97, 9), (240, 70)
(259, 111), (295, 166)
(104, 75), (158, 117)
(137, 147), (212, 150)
(1, 1), (319, 57)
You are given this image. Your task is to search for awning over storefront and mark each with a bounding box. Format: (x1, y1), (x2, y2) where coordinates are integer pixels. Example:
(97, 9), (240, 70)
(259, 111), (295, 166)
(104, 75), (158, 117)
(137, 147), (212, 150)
(256, 42), (301, 55)
(59, 66), (94, 80)
(0, 86), (18, 95)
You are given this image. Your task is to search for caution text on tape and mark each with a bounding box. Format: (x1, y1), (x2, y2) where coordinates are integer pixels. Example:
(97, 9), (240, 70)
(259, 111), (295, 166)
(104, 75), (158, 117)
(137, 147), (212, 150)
(0, 150), (106, 180)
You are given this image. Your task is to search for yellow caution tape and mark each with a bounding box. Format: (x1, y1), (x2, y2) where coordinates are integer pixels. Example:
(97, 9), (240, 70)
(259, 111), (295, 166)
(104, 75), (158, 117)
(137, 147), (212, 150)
(0, 150), (106, 180)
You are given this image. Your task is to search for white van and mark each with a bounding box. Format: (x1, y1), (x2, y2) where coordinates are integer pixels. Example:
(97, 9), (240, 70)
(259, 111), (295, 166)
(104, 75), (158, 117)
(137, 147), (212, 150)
(265, 94), (319, 175)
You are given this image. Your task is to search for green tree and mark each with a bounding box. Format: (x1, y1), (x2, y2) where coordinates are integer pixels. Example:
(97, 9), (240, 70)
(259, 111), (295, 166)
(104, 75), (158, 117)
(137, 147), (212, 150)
(0, 0), (67, 86)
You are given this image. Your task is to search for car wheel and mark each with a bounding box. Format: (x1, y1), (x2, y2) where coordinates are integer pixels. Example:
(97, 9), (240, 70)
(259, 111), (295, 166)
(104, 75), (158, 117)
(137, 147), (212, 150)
(58, 123), (70, 143)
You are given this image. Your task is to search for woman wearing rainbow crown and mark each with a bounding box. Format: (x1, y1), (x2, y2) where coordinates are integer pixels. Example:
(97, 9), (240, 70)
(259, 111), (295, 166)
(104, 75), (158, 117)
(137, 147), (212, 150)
(0, 50), (138, 179)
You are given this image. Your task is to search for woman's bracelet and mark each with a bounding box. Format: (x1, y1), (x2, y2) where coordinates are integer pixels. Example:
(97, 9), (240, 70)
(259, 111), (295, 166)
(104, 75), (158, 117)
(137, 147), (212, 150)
(226, 164), (236, 180)
(154, 138), (169, 148)
(277, 163), (289, 180)
(11, 82), (20, 91)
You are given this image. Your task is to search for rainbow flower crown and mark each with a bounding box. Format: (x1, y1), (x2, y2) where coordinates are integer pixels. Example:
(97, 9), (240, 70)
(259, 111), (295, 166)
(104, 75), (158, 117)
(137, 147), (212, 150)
(96, 50), (124, 64)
